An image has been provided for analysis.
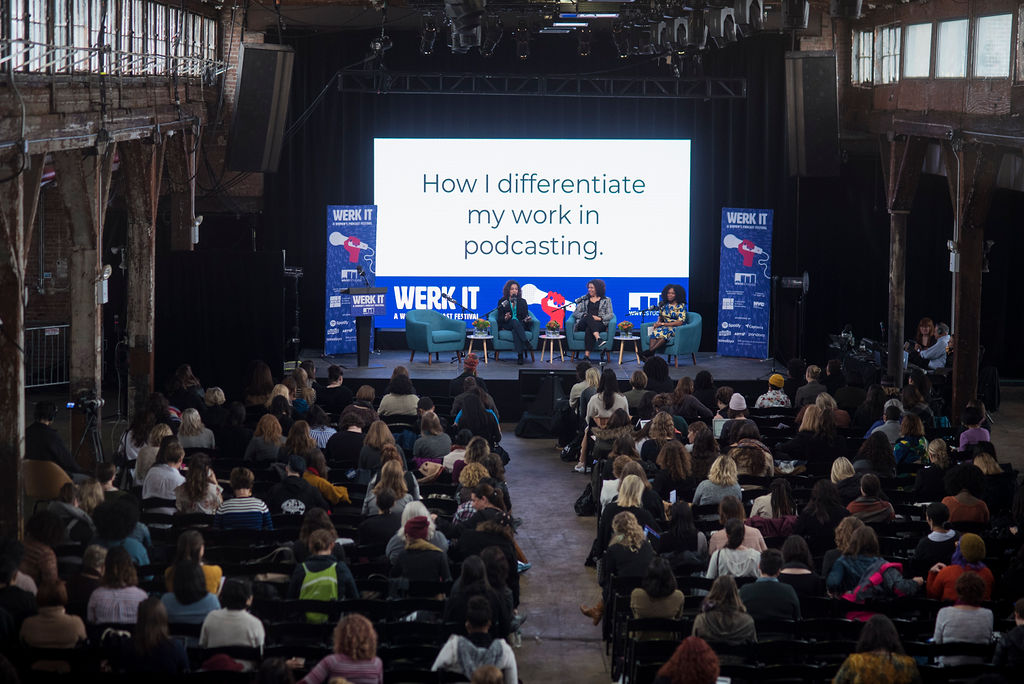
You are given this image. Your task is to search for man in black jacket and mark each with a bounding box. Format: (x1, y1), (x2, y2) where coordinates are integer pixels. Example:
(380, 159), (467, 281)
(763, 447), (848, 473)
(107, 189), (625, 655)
(267, 455), (329, 515)
(738, 549), (801, 622)
(25, 401), (87, 481)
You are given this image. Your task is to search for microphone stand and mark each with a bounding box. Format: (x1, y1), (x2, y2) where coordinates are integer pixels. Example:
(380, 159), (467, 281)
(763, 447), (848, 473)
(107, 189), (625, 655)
(441, 293), (474, 364)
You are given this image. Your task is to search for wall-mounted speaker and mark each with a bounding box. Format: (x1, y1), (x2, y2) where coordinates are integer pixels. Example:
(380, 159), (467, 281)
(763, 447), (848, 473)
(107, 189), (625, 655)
(782, 0), (810, 31)
(785, 51), (840, 177)
(225, 43), (294, 174)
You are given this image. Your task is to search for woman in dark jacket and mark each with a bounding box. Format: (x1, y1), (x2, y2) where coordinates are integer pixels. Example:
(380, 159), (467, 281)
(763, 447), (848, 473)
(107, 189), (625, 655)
(914, 439), (951, 502)
(450, 484), (520, 607)
(775, 405), (844, 461)
(584, 511), (655, 636)
(391, 516), (451, 583)
(455, 393), (502, 446)
(443, 555), (512, 639)
(793, 480), (850, 554)
(596, 475), (661, 559)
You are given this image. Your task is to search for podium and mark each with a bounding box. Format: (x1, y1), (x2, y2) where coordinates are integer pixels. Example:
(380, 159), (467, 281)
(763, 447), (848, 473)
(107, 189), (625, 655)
(340, 287), (386, 367)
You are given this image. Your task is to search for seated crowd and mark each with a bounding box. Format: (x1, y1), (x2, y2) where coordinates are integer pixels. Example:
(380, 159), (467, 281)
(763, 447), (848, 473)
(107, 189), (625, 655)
(9, 359), (523, 683)
(567, 356), (1023, 682)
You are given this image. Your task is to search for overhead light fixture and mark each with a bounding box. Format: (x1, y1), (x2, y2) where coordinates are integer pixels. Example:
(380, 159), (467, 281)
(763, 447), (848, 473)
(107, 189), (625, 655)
(481, 17), (503, 56)
(560, 13), (619, 19)
(420, 18), (438, 55)
(733, 0), (764, 35)
(552, 22), (587, 28)
(705, 7), (737, 45)
(577, 26), (592, 56)
(514, 23), (530, 59)
(445, 0), (486, 54)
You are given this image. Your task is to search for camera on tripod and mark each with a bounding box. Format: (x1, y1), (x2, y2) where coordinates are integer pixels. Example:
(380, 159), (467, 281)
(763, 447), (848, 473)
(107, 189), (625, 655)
(66, 392), (105, 412)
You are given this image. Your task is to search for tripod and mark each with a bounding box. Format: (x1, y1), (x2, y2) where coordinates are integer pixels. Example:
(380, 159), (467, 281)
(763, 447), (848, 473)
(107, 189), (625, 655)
(73, 408), (104, 465)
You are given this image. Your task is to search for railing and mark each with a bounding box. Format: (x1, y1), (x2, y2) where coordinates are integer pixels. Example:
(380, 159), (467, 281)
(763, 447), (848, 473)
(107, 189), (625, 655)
(0, 38), (228, 80)
(24, 324), (70, 389)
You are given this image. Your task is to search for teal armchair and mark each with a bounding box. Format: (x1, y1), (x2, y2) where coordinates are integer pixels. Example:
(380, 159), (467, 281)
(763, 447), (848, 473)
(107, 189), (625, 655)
(566, 310), (617, 359)
(640, 311), (703, 367)
(405, 309), (466, 365)
(487, 310), (540, 361)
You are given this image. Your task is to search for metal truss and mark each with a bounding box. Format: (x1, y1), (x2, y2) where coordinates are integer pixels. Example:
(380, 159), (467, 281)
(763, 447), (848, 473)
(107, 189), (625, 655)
(338, 69), (747, 99)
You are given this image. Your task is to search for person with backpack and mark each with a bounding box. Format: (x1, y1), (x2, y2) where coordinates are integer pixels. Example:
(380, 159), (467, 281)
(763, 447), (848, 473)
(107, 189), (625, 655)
(827, 526), (922, 603)
(287, 529), (358, 623)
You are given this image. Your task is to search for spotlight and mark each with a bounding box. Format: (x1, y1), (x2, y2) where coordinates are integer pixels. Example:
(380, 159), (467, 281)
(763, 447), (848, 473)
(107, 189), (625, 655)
(612, 22), (629, 58)
(514, 23), (529, 60)
(420, 18), (438, 55)
(577, 27), (592, 56)
(481, 17), (503, 57)
(445, 0), (486, 54)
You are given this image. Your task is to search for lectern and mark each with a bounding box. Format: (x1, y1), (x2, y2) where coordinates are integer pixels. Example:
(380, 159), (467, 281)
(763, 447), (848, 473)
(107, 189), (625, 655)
(340, 287), (386, 367)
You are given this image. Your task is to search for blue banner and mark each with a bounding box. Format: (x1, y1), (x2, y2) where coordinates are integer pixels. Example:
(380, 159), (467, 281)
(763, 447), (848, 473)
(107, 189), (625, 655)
(372, 276), (688, 335)
(325, 205), (377, 355)
(717, 208), (773, 358)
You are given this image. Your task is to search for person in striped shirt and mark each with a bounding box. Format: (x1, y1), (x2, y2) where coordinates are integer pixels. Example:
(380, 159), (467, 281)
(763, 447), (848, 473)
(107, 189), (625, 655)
(214, 467), (273, 530)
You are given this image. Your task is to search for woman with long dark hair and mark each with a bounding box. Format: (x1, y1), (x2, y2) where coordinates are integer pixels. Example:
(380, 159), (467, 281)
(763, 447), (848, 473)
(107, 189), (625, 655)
(573, 278), (614, 358)
(657, 501), (708, 559)
(586, 368), (628, 427)
(652, 441), (694, 503)
(853, 383), (886, 432)
(778, 535), (825, 596)
(692, 575), (756, 645)
(161, 559), (220, 624)
(456, 393), (502, 445)
(794, 479), (850, 553)
(833, 615), (919, 683)
(119, 597), (189, 673)
(669, 376), (714, 423)
(175, 453), (222, 514)
(692, 371), (716, 411)
(379, 369), (419, 417)
(444, 555), (512, 638)
(244, 360), (275, 407)
(642, 283), (687, 359)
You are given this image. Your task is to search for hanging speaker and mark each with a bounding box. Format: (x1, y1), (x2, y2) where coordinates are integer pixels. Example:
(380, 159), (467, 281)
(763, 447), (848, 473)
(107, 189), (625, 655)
(830, 0), (862, 19)
(785, 51), (840, 177)
(226, 43), (294, 174)
(782, 0), (809, 30)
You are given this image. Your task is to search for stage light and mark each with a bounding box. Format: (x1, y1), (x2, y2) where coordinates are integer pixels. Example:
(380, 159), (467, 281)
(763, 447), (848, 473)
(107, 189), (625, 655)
(612, 22), (630, 58)
(420, 18), (438, 55)
(481, 17), (503, 57)
(633, 24), (656, 55)
(577, 26), (592, 56)
(514, 23), (530, 60)
(445, 0), (486, 54)
(733, 0), (764, 35)
(705, 7), (737, 45)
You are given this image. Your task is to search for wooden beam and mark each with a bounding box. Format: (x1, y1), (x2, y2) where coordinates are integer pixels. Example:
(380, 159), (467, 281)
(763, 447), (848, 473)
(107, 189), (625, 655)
(880, 135), (926, 386)
(942, 141), (999, 422)
(164, 130), (197, 252)
(120, 140), (165, 416)
(52, 144), (115, 470)
(0, 157), (27, 537)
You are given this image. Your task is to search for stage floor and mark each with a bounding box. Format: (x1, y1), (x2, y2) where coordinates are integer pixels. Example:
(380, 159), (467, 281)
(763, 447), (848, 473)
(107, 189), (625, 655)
(299, 347), (780, 383)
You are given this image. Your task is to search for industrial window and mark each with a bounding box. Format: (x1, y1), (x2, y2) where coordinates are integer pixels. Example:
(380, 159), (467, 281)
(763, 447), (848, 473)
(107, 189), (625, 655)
(9, 0), (28, 70)
(973, 13), (1012, 78)
(878, 24), (901, 84)
(851, 29), (873, 84)
(935, 18), (968, 78)
(54, 0), (70, 72)
(903, 23), (931, 78)
(27, 0), (49, 72)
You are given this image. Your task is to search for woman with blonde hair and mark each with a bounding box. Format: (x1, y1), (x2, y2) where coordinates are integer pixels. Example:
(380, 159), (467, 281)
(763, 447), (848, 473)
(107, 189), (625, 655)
(300, 613), (383, 684)
(357, 420), (404, 478)
(454, 462), (491, 524)
(303, 450), (351, 505)
(596, 475), (661, 559)
(820, 515), (865, 581)
(175, 454), (222, 514)
(264, 383), (291, 410)
(176, 408), (216, 450)
(244, 414), (285, 463)
(582, 511), (655, 626)
(76, 479), (105, 516)
(914, 438), (951, 501)
(639, 411), (679, 462)
(362, 459), (413, 516)
(135, 423), (173, 482)
(201, 387), (227, 430)
(692, 455), (741, 508)
(777, 404), (843, 461)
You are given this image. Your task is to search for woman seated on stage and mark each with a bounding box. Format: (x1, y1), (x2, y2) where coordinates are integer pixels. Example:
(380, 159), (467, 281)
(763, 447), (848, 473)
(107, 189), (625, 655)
(573, 278), (614, 359)
(497, 279), (532, 365)
(641, 283), (687, 359)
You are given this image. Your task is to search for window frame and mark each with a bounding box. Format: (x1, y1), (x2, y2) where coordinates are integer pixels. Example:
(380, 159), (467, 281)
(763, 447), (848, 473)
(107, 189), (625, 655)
(934, 17), (968, 79)
(972, 12), (1013, 80)
(876, 23), (902, 85)
(902, 21), (932, 79)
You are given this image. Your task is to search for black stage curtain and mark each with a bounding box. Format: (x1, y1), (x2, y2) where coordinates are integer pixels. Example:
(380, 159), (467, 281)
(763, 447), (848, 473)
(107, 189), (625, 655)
(155, 250), (284, 400)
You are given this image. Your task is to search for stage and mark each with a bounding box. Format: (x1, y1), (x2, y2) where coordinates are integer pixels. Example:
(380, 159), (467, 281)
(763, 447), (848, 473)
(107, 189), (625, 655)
(298, 347), (782, 422)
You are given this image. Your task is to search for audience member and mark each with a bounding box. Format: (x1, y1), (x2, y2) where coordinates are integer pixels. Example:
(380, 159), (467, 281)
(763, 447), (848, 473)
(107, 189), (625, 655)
(317, 365), (354, 415)
(287, 530), (359, 610)
(86, 546), (147, 625)
(25, 401), (86, 480)
(913, 438), (951, 502)
(692, 456), (741, 509)
(942, 464), (991, 524)
(754, 373), (790, 409)
(119, 596), (189, 674)
(200, 579), (265, 649)
(245, 414), (286, 463)
(738, 549), (800, 621)
(161, 560), (220, 624)
(19, 580), (85, 652)
(302, 450), (350, 505)
(910, 502), (957, 577)
(994, 598), (1024, 672)
(67, 544), (105, 618)
(706, 519), (760, 580)
(391, 516), (452, 584)
(778, 535), (825, 597)
(214, 467), (273, 530)
(932, 571), (993, 666)
(651, 636), (720, 684)
(794, 480), (849, 552)
(163, 530), (223, 595)
(926, 533), (994, 601)
(176, 408), (215, 450)
(833, 615), (919, 683)
(691, 575), (756, 646)
(433, 596), (517, 684)
(707, 496), (767, 555)
(846, 473), (895, 523)
(175, 453), (223, 514)
(268, 455), (330, 516)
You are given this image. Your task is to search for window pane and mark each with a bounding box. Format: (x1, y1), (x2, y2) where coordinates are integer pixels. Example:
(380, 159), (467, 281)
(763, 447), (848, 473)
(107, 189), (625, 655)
(903, 23), (931, 78)
(9, 0), (27, 70)
(936, 19), (967, 78)
(28, 0), (47, 71)
(55, 0), (70, 73)
(852, 30), (873, 84)
(72, 0), (90, 72)
(879, 25), (901, 84)
(974, 14), (1012, 78)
